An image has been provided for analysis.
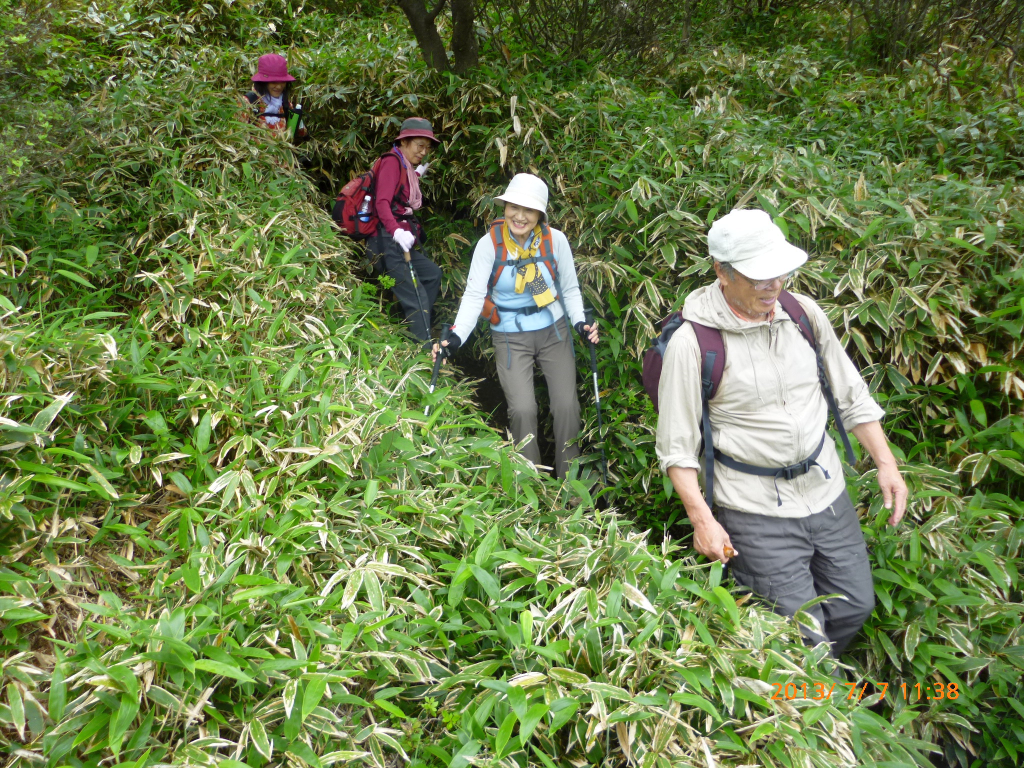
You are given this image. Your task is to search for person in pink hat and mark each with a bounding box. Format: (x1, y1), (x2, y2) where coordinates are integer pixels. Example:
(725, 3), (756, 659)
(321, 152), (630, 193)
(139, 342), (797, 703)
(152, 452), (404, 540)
(366, 117), (443, 341)
(243, 54), (306, 141)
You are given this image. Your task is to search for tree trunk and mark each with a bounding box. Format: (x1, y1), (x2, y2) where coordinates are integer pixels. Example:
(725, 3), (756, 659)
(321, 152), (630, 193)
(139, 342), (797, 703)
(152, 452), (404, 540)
(450, 0), (479, 74)
(396, 0), (451, 72)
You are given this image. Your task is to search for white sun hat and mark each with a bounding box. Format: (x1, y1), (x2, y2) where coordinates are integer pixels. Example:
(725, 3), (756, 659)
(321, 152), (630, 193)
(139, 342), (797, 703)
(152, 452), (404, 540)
(708, 208), (808, 280)
(494, 173), (549, 214)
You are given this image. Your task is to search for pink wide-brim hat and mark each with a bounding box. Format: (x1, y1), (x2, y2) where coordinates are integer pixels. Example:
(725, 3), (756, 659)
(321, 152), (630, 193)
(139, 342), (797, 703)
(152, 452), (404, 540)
(252, 54), (295, 83)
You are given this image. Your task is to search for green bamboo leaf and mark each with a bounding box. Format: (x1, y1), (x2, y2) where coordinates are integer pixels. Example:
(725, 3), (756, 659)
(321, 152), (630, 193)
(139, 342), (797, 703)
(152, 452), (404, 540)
(606, 580), (623, 619)
(712, 586), (741, 626)
(450, 740), (480, 768)
(48, 660), (66, 723)
(108, 693), (140, 755)
(55, 268), (96, 288)
(281, 362), (301, 393)
(519, 703), (549, 742)
(548, 667), (590, 685)
(364, 479), (379, 507)
(31, 394), (73, 432)
(470, 565), (500, 602)
(195, 411), (212, 453)
(548, 697), (579, 733)
(448, 560), (472, 608)
(363, 570), (384, 612)
(31, 474), (92, 492)
(672, 691), (723, 721)
(375, 698), (407, 719)
(904, 621), (922, 662)
(250, 717), (272, 759)
(474, 524), (500, 567)
(624, 198), (639, 224)
(194, 660), (255, 684)
(520, 610), (533, 646)
(969, 399), (987, 427)
(506, 685), (528, 721)
(8, 683), (25, 739)
(659, 240), (677, 268)
(495, 710), (517, 757)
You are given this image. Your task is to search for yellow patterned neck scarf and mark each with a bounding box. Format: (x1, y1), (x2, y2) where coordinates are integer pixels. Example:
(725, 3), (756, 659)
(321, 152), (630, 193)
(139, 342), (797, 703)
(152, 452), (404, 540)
(503, 222), (556, 308)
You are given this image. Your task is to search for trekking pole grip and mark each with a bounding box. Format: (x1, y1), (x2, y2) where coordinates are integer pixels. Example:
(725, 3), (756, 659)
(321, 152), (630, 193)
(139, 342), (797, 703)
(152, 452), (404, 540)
(585, 311), (598, 364)
(425, 324), (453, 417)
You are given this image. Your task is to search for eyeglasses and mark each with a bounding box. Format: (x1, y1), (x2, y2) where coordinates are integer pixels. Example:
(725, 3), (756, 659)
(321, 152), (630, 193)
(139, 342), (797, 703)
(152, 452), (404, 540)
(737, 272), (792, 291)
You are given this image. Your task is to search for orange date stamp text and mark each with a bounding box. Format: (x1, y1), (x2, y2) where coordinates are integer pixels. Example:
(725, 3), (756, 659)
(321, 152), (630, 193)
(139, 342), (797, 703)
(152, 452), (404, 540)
(771, 680), (960, 702)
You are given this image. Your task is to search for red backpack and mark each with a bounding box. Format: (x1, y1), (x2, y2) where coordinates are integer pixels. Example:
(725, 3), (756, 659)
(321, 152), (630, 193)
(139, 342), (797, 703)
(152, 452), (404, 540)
(332, 157), (385, 240)
(642, 290), (855, 507)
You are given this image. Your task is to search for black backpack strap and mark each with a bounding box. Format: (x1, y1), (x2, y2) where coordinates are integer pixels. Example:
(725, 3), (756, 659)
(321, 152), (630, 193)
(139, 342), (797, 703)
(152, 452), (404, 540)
(777, 291), (856, 465)
(690, 321), (726, 509)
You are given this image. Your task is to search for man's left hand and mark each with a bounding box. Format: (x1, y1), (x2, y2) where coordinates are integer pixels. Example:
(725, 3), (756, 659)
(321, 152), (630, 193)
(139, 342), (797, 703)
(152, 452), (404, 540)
(878, 464), (908, 526)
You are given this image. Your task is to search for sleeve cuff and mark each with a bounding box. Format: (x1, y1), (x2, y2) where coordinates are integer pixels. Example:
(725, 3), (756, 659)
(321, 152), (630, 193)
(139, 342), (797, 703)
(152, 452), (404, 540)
(840, 401), (886, 431)
(658, 455), (702, 474)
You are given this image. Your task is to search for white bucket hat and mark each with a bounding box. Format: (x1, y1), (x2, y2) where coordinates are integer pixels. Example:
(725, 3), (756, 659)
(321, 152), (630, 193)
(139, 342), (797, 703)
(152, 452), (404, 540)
(494, 173), (548, 214)
(708, 209), (807, 280)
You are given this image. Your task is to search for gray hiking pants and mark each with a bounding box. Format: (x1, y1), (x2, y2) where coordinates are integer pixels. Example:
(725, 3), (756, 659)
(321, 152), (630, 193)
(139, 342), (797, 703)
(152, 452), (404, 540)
(492, 323), (580, 479)
(719, 488), (874, 657)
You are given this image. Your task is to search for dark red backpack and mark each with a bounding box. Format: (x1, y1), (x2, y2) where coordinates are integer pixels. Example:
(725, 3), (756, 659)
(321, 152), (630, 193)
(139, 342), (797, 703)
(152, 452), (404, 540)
(332, 156), (385, 240)
(642, 290), (855, 507)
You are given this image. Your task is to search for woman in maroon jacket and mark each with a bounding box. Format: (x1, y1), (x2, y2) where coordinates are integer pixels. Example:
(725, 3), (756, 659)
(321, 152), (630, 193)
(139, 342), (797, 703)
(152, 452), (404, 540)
(367, 118), (443, 341)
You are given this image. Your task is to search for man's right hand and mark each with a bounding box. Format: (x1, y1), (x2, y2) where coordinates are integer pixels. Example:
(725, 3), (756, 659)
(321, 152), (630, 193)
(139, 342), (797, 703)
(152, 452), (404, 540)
(666, 466), (738, 563)
(393, 228), (416, 253)
(693, 517), (738, 563)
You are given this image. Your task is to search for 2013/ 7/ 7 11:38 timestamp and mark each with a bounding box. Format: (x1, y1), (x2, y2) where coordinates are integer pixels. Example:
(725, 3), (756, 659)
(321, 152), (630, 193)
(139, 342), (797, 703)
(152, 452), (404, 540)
(772, 681), (960, 701)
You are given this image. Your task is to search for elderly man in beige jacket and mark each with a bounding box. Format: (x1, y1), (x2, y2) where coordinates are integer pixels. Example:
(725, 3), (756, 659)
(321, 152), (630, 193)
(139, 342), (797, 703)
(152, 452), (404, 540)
(657, 209), (907, 657)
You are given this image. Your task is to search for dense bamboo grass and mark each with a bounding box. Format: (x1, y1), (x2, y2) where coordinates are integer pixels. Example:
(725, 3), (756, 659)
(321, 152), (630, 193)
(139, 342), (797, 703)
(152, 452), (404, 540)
(1, 1), (1022, 767)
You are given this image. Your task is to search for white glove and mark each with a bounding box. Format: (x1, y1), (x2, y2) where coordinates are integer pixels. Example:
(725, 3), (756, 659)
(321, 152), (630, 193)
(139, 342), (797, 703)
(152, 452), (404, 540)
(393, 229), (416, 252)
(415, 163), (430, 178)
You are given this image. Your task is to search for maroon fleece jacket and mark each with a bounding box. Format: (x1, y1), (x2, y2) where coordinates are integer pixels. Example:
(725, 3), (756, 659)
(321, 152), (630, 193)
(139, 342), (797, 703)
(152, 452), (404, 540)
(374, 151), (420, 238)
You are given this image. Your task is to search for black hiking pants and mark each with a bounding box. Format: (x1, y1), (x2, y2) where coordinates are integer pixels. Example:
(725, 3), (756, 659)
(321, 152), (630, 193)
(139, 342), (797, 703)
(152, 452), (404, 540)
(368, 228), (442, 341)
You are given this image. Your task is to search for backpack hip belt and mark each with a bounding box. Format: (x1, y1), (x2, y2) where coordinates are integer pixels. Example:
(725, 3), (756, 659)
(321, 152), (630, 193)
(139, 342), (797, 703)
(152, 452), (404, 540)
(715, 433), (830, 507)
(494, 303), (546, 316)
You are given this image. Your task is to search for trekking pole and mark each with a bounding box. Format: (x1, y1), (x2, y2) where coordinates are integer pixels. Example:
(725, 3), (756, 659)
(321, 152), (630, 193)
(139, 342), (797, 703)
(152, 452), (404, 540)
(403, 250), (431, 339)
(424, 324), (452, 417)
(585, 311), (608, 485)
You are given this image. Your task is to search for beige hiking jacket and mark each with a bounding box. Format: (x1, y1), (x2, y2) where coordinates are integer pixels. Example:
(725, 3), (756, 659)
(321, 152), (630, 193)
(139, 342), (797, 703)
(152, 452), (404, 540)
(656, 281), (884, 518)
